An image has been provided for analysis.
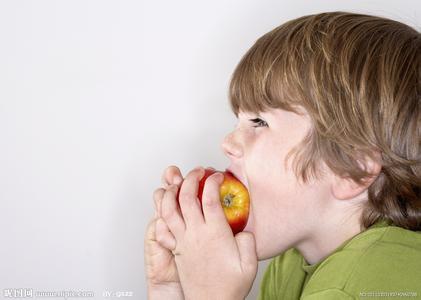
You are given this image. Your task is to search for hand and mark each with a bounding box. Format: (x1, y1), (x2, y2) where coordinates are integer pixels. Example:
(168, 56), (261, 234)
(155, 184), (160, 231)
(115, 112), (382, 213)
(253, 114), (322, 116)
(160, 167), (258, 300)
(144, 166), (185, 299)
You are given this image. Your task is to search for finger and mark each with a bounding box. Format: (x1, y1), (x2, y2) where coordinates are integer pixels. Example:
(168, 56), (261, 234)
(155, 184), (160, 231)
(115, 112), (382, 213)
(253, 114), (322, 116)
(145, 217), (157, 244)
(201, 172), (231, 233)
(161, 165), (183, 188)
(161, 184), (186, 239)
(178, 167), (206, 228)
(153, 188), (165, 218)
(155, 218), (177, 251)
(235, 232), (258, 276)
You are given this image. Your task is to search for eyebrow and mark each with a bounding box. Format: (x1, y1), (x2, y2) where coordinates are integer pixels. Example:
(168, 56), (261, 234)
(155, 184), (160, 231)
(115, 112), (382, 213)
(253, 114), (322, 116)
(249, 118), (261, 122)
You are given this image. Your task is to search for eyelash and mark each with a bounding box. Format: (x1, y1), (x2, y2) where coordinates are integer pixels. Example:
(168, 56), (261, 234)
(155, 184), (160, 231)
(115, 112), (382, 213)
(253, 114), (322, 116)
(250, 118), (268, 128)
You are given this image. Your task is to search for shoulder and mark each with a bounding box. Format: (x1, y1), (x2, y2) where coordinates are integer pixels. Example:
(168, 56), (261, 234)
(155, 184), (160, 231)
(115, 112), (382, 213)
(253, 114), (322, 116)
(301, 289), (355, 300)
(346, 226), (421, 289)
(302, 226), (421, 297)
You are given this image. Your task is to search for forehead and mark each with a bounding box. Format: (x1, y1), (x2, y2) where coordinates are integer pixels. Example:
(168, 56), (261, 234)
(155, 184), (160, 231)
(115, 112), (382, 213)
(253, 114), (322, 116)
(237, 108), (273, 118)
(238, 107), (307, 119)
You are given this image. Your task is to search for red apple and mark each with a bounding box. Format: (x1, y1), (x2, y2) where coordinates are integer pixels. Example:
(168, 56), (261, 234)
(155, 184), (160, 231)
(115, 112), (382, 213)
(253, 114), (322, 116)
(177, 168), (250, 234)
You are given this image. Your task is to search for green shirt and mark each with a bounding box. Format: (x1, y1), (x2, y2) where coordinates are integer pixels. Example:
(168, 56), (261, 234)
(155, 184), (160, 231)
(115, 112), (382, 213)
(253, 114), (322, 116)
(258, 221), (421, 299)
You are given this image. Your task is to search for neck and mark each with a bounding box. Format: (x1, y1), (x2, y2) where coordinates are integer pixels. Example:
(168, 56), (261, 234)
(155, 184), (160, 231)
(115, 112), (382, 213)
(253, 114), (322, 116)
(295, 210), (364, 265)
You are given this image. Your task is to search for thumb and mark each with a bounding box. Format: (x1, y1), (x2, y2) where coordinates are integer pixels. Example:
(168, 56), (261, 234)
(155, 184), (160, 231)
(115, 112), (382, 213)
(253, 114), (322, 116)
(235, 232), (258, 277)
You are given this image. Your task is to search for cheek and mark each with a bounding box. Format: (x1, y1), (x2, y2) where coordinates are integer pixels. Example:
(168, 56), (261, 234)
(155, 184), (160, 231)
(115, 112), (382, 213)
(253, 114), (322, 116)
(244, 135), (306, 229)
(248, 167), (298, 217)
(246, 135), (295, 192)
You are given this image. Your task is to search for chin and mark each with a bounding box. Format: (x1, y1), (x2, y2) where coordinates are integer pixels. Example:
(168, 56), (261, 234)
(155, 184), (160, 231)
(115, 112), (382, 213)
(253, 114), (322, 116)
(256, 244), (275, 261)
(257, 245), (290, 261)
(249, 226), (294, 260)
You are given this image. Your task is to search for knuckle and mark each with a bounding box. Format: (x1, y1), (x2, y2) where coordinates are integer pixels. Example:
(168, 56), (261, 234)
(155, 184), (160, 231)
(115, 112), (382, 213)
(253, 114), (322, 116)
(145, 218), (155, 235)
(204, 196), (218, 208)
(153, 188), (165, 200)
(178, 191), (197, 204)
(167, 184), (178, 193)
(156, 234), (168, 247)
(161, 209), (175, 221)
(161, 202), (177, 220)
(155, 229), (165, 243)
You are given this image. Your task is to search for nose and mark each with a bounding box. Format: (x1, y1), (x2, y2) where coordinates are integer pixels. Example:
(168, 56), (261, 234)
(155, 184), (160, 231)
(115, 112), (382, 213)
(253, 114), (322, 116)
(221, 131), (243, 159)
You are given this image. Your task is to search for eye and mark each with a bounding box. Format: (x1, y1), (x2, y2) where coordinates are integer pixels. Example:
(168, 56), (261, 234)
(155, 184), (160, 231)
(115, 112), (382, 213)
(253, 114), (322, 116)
(249, 117), (268, 128)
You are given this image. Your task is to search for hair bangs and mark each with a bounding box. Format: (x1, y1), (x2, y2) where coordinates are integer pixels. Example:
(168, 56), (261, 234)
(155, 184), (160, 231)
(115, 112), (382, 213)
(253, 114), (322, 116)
(228, 33), (303, 117)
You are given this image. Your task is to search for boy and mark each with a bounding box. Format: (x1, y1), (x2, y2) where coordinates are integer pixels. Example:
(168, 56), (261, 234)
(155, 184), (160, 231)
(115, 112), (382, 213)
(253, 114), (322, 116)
(144, 11), (421, 299)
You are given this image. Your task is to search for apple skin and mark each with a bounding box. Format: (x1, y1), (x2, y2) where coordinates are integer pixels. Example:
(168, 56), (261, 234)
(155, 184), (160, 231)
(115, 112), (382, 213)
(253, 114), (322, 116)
(176, 168), (250, 235)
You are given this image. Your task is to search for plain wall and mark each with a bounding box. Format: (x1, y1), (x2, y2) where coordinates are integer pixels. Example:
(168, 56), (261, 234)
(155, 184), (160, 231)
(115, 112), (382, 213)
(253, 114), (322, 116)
(1, 1), (420, 299)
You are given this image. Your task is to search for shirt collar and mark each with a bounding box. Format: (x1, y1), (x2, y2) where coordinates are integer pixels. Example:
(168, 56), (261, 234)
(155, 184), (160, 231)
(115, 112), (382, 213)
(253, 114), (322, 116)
(300, 218), (390, 275)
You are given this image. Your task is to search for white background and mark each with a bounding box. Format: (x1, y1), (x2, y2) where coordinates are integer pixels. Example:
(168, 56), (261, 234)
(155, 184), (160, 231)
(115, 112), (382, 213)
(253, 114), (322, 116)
(0, 1), (420, 299)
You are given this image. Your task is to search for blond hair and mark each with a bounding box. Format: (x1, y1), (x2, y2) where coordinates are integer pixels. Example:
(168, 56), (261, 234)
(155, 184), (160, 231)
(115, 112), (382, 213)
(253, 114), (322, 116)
(229, 11), (421, 230)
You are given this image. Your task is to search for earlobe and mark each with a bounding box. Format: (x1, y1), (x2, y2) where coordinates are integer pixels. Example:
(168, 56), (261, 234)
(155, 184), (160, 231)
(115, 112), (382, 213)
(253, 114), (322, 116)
(331, 176), (370, 200)
(330, 152), (382, 200)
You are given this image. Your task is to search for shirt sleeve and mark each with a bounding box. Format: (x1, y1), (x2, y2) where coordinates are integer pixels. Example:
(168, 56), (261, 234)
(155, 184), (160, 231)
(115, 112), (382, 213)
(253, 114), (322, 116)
(258, 249), (307, 300)
(257, 259), (278, 300)
(301, 289), (355, 300)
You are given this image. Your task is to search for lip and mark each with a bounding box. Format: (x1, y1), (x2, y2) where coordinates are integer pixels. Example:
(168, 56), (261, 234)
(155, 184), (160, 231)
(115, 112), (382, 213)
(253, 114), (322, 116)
(225, 166), (249, 190)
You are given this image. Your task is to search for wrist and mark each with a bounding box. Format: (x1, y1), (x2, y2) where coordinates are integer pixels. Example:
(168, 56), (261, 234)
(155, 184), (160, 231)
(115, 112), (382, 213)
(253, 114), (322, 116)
(147, 282), (184, 300)
(183, 289), (245, 300)
(184, 291), (240, 300)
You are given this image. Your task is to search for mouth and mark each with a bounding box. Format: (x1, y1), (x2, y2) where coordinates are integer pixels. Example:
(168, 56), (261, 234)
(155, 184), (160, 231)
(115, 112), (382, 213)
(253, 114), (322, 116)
(225, 166), (249, 190)
(225, 166), (254, 233)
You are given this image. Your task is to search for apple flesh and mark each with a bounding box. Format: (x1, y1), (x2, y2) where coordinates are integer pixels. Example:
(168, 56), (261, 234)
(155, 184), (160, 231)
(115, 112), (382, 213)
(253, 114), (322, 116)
(177, 168), (250, 234)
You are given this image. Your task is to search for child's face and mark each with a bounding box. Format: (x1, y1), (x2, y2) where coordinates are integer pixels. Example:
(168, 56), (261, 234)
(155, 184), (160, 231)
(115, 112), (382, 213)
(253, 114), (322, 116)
(222, 108), (333, 260)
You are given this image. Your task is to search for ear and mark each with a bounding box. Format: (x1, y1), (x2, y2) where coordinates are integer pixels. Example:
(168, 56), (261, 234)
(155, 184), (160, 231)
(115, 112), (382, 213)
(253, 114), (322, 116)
(330, 152), (382, 200)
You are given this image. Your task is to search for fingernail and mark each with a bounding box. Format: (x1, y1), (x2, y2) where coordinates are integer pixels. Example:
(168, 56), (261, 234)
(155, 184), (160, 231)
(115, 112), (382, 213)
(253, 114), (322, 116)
(174, 176), (182, 185)
(194, 166), (205, 176)
(215, 172), (224, 182)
